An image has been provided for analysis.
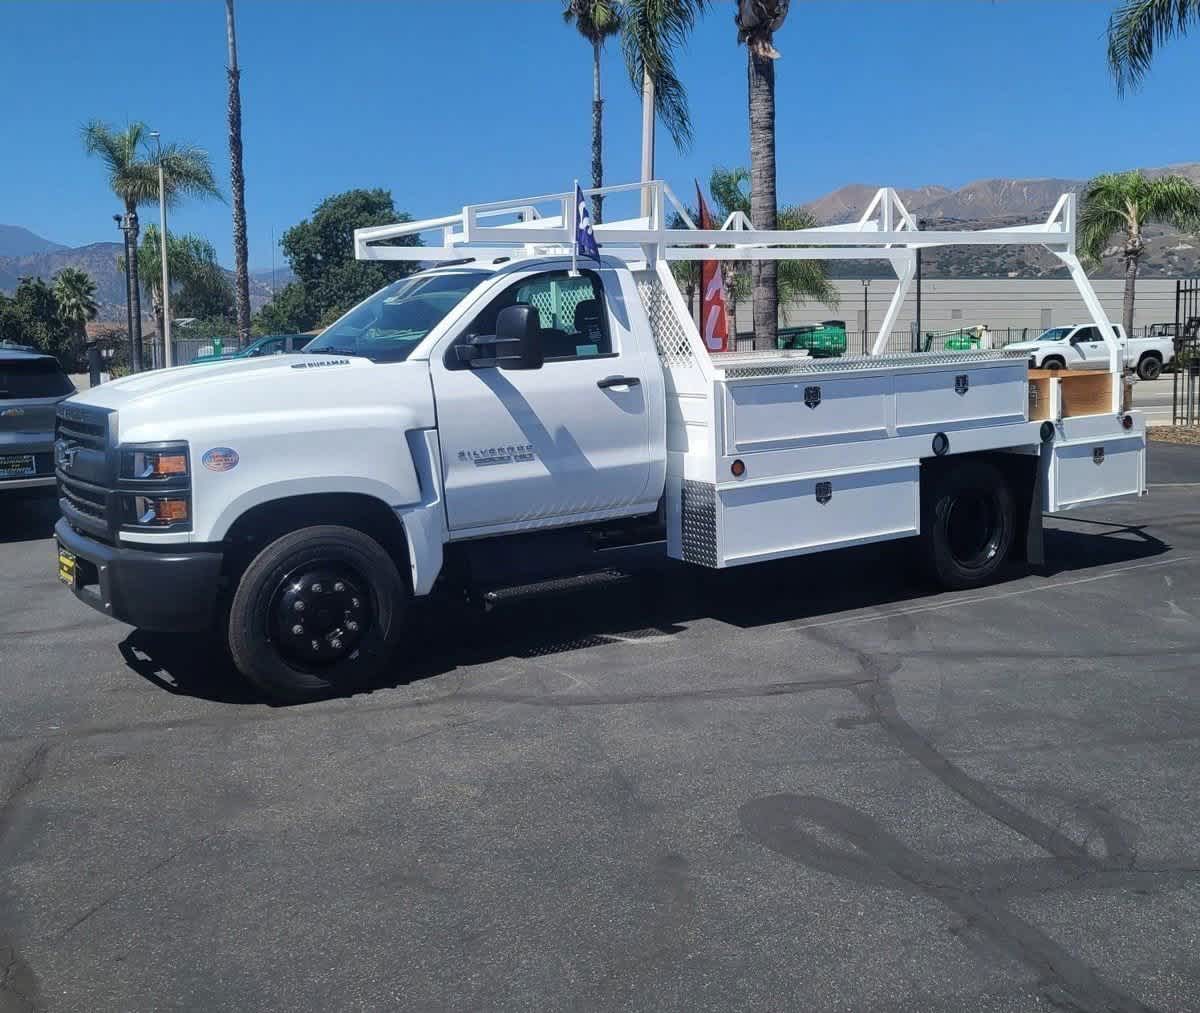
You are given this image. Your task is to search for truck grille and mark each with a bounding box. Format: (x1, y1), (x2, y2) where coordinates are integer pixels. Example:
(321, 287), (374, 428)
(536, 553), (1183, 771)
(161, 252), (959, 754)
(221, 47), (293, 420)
(55, 403), (109, 451)
(59, 475), (107, 519)
(56, 404), (116, 539)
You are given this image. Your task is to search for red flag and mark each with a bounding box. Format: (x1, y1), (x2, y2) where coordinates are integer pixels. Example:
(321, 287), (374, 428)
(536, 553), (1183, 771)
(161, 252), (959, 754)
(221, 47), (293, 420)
(695, 182), (730, 353)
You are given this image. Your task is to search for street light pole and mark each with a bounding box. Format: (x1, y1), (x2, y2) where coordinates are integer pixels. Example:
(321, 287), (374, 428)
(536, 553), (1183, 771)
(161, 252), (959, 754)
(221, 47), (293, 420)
(861, 278), (870, 354)
(151, 131), (172, 368)
(115, 214), (142, 373)
(914, 218), (927, 352)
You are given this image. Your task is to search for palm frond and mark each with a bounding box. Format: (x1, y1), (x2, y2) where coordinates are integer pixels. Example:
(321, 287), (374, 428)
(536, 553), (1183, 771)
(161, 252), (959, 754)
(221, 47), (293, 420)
(1141, 172), (1200, 230)
(564, 0), (621, 41)
(620, 0), (709, 152)
(156, 144), (225, 206)
(1108, 0), (1200, 93)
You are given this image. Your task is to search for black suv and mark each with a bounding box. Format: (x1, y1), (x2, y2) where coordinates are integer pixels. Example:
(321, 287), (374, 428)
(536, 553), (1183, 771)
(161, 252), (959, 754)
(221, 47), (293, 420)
(0, 348), (76, 493)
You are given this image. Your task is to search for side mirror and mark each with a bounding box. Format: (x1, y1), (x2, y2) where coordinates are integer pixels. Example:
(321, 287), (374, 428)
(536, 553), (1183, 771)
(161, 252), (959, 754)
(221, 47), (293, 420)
(494, 305), (544, 370)
(456, 304), (544, 370)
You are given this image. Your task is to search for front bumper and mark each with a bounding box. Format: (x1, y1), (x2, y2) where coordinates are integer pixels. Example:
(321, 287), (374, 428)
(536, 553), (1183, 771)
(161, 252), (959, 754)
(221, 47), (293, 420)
(55, 518), (223, 632)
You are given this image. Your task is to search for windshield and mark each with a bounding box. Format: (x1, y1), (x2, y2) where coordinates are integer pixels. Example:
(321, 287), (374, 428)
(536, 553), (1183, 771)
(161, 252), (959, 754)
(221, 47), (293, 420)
(305, 270), (489, 363)
(1035, 327), (1072, 342)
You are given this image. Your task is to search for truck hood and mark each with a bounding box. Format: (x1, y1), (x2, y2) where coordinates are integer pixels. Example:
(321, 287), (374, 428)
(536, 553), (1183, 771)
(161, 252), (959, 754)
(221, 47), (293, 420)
(1003, 343), (1041, 354)
(69, 354), (436, 443)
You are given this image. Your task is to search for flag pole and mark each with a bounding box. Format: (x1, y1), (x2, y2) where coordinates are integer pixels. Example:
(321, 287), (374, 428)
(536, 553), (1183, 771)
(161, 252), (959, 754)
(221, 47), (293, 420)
(571, 179), (580, 278)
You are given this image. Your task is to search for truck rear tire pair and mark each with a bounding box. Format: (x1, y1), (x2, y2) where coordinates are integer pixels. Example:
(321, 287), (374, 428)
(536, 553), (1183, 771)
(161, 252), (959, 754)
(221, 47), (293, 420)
(921, 460), (1016, 590)
(227, 525), (407, 703)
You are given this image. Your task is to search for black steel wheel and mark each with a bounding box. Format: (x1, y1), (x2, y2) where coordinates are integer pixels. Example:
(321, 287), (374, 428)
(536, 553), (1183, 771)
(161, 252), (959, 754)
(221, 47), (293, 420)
(228, 525), (406, 702)
(922, 460), (1015, 590)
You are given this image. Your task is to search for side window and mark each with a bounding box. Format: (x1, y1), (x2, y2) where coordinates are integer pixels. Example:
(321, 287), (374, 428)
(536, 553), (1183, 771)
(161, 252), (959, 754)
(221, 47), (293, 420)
(459, 270), (612, 363)
(1073, 326), (1099, 343)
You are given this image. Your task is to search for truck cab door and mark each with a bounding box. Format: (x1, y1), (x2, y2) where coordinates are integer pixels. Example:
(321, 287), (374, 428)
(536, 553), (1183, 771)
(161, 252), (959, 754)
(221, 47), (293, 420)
(430, 266), (655, 535)
(1069, 326), (1107, 369)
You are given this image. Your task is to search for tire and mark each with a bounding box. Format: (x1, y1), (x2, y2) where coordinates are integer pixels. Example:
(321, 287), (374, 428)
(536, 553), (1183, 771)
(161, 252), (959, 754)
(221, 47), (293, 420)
(1042, 356), (1065, 371)
(922, 460), (1016, 591)
(1136, 354), (1162, 381)
(227, 524), (407, 702)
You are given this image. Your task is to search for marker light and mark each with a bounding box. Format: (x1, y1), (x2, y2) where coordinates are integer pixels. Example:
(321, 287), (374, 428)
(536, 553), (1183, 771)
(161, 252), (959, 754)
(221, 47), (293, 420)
(1121, 414), (1134, 430)
(731, 459), (746, 477)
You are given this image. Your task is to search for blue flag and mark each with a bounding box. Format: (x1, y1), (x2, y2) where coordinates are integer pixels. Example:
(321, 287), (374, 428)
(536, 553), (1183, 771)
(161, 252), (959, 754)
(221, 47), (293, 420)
(574, 183), (600, 261)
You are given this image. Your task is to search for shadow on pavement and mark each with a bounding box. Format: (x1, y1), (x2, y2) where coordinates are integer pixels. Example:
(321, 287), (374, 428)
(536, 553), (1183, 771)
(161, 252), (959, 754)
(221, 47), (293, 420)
(0, 490), (59, 544)
(118, 519), (1170, 707)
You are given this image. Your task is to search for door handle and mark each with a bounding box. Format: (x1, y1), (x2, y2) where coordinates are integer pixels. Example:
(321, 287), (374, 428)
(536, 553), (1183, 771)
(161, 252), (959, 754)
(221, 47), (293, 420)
(597, 375), (641, 389)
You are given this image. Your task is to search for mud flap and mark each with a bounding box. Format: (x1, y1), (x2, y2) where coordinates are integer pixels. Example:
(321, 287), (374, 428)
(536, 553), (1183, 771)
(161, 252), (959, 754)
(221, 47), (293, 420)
(1024, 455), (1045, 571)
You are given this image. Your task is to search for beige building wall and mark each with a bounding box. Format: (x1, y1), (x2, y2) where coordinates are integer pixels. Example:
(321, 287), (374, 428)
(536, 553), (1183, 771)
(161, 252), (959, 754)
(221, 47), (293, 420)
(734, 278), (1182, 338)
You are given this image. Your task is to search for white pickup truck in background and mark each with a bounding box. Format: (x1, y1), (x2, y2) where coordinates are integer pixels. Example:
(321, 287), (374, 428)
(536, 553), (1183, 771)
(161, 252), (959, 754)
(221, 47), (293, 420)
(1005, 323), (1174, 379)
(51, 182), (1149, 702)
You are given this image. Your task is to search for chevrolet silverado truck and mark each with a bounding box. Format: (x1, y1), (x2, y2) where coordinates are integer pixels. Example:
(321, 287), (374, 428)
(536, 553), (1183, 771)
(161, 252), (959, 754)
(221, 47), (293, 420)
(1005, 323), (1173, 379)
(53, 182), (1148, 702)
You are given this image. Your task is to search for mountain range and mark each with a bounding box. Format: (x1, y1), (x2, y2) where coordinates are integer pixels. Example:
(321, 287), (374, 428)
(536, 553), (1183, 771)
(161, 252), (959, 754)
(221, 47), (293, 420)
(0, 231), (291, 320)
(803, 163), (1200, 280)
(5, 162), (1200, 312)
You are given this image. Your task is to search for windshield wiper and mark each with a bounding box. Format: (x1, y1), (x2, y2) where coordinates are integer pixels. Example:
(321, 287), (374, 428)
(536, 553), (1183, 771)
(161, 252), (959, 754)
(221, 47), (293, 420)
(305, 345), (361, 357)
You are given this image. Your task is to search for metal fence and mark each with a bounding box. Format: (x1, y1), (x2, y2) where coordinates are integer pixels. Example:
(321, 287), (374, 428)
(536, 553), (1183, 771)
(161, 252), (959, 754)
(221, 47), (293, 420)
(1173, 279), (1200, 425)
(140, 337), (246, 370)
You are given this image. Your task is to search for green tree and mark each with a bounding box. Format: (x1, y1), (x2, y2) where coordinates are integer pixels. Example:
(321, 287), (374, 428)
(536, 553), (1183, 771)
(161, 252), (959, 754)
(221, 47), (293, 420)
(81, 120), (222, 366)
(225, 0), (252, 343)
(0, 277), (74, 366)
(1079, 170), (1200, 337)
(1108, 0), (1200, 92)
(620, 0), (709, 188)
(563, 1), (622, 223)
(254, 282), (312, 334)
(53, 267), (99, 354)
(709, 166), (836, 339)
(278, 188), (420, 329)
(736, 0), (790, 348)
(121, 226), (234, 342)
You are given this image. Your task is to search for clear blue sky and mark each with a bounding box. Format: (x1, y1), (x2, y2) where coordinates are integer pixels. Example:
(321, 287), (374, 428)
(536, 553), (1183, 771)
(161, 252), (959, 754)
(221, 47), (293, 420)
(1, 0), (1194, 269)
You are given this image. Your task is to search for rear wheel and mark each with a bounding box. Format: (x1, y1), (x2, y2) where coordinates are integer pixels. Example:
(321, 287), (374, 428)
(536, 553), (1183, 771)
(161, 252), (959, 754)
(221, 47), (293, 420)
(1136, 353), (1162, 381)
(227, 524), (406, 702)
(922, 460), (1015, 590)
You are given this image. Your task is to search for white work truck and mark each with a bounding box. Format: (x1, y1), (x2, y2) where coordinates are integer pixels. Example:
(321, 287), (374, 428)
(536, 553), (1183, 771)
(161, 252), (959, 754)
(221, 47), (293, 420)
(53, 182), (1148, 701)
(1005, 323), (1174, 379)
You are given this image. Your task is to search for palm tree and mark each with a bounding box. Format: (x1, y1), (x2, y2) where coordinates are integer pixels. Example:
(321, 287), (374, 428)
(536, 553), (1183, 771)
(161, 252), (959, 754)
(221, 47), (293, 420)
(225, 0), (252, 345)
(53, 267), (99, 361)
(121, 226), (230, 347)
(710, 166), (836, 340)
(82, 121), (221, 368)
(620, 0), (709, 212)
(736, 0), (790, 348)
(564, 1), (621, 224)
(1079, 170), (1200, 338)
(1108, 0), (1200, 92)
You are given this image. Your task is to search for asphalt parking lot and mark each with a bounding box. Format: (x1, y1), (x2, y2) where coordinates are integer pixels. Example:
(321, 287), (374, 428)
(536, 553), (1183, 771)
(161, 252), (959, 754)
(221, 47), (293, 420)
(2, 447), (1199, 1013)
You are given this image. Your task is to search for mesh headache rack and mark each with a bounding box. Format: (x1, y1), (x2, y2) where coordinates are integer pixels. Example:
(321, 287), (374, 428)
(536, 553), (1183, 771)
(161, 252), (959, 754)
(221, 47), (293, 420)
(355, 180), (1124, 410)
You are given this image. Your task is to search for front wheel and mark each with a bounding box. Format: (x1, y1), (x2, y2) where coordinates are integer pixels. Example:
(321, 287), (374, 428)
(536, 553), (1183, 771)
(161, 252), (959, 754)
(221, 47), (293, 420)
(1136, 354), (1162, 381)
(1041, 356), (1065, 371)
(227, 525), (407, 702)
(921, 460), (1015, 591)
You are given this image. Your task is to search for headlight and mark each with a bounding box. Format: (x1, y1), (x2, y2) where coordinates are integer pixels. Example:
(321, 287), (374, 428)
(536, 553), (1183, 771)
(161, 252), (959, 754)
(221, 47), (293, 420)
(133, 495), (191, 526)
(121, 444), (190, 480)
(117, 442), (192, 531)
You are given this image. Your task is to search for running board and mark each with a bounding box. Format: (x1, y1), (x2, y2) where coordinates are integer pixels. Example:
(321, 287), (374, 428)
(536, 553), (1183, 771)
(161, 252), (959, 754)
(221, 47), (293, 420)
(479, 568), (633, 610)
